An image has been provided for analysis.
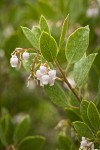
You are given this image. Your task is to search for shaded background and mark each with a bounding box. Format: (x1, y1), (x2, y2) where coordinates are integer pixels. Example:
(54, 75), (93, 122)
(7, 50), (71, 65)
(0, 0), (100, 149)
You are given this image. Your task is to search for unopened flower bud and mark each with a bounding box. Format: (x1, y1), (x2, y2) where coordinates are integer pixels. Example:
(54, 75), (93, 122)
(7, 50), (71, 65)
(41, 75), (49, 85)
(36, 70), (42, 80)
(40, 66), (47, 74)
(10, 55), (18, 67)
(22, 51), (29, 61)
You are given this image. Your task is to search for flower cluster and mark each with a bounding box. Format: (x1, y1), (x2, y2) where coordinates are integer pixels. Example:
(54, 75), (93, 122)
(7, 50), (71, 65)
(36, 65), (56, 86)
(80, 137), (95, 150)
(10, 50), (29, 67)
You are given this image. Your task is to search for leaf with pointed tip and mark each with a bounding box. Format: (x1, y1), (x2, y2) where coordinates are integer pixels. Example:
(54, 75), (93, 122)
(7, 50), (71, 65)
(14, 115), (31, 143)
(65, 26), (89, 64)
(74, 53), (97, 87)
(44, 83), (69, 107)
(80, 100), (92, 128)
(73, 121), (95, 139)
(59, 15), (69, 49)
(87, 102), (100, 132)
(39, 15), (50, 33)
(18, 136), (45, 150)
(21, 27), (40, 50)
(40, 32), (58, 62)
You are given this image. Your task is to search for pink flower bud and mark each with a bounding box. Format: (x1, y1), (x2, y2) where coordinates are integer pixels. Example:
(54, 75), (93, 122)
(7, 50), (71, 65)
(22, 51), (29, 61)
(40, 66), (47, 74)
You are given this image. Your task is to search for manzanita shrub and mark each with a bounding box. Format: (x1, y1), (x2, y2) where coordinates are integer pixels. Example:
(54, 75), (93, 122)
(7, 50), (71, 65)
(1, 15), (100, 149)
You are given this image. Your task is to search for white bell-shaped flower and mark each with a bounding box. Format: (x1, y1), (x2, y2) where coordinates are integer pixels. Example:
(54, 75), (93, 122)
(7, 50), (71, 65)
(10, 55), (18, 67)
(41, 75), (50, 85)
(40, 65), (47, 74)
(36, 70), (43, 80)
(22, 51), (29, 61)
(48, 70), (56, 78)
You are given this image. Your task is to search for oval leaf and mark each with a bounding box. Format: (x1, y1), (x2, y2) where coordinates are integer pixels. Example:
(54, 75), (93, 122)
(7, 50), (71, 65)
(73, 121), (95, 139)
(39, 15), (50, 34)
(40, 32), (58, 62)
(65, 26), (89, 64)
(65, 108), (81, 122)
(14, 115), (31, 143)
(74, 53), (97, 87)
(80, 100), (92, 128)
(87, 102), (100, 132)
(44, 83), (69, 107)
(18, 136), (45, 150)
(59, 14), (69, 49)
(21, 27), (40, 50)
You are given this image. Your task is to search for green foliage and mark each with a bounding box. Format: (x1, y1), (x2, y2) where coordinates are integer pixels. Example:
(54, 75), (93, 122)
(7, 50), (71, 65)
(23, 53), (35, 72)
(39, 15), (50, 33)
(21, 27), (40, 50)
(57, 135), (76, 150)
(59, 15), (69, 49)
(18, 136), (45, 150)
(40, 32), (58, 62)
(14, 115), (31, 143)
(74, 54), (97, 87)
(73, 121), (94, 139)
(80, 100), (92, 127)
(65, 108), (81, 122)
(87, 102), (100, 132)
(65, 26), (89, 64)
(44, 83), (69, 107)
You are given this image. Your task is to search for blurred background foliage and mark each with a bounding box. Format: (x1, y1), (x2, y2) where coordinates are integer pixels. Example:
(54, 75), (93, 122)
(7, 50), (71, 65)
(0, 0), (100, 149)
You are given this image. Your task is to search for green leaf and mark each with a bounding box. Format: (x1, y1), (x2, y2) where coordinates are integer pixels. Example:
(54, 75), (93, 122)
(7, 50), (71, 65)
(80, 100), (92, 128)
(96, 131), (100, 139)
(65, 26), (89, 64)
(23, 53), (35, 72)
(40, 32), (58, 62)
(21, 27), (40, 50)
(44, 82), (69, 107)
(0, 124), (7, 146)
(18, 136), (45, 150)
(58, 135), (76, 150)
(74, 53), (97, 87)
(59, 15), (69, 49)
(39, 15), (50, 34)
(14, 115), (31, 143)
(87, 102), (100, 132)
(65, 108), (81, 122)
(73, 121), (95, 139)
(31, 26), (41, 48)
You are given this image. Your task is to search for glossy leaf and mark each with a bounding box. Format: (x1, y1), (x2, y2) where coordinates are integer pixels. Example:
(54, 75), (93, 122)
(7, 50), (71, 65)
(59, 15), (69, 49)
(87, 102), (100, 132)
(44, 83), (69, 107)
(39, 15), (50, 33)
(74, 53), (97, 87)
(18, 136), (45, 150)
(65, 26), (89, 64)
(73, 121), (94, 139)
(40, 32), (58, 62)
(21, 27), (40, 50)
(14, 115), (31, 143)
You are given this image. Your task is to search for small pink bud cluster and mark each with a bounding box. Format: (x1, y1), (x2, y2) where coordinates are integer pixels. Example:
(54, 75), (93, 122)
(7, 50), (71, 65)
(36, 65), (56, 86)
(80, 137), (94, 150)
(10, 51), (29, 67)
